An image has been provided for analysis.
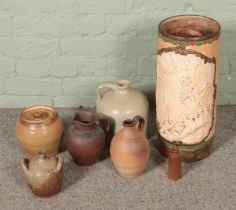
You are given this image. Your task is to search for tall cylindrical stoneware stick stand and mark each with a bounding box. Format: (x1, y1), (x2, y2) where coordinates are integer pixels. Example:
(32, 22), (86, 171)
(156, 15), (221, 161)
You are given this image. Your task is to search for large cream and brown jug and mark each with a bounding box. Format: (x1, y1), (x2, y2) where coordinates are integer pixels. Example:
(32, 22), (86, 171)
(156, 15), (221, 161)
(16, 105), (64, 157)
(96, 80), (149, 139)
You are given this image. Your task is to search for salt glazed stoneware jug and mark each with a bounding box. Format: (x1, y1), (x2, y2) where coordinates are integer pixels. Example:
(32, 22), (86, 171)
(65, 110), (110, 166)
(16, 105), (64, 157)
(110, 116), (150, 178)
(96, 80), (149, 137)
(156, 15), (221, 161)
(21, 152), (64, 197)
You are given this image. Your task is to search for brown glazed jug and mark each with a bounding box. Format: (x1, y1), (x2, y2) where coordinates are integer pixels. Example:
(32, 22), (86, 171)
(21, 152), (64, 197)
(65, 111), (110, 166)
(16, 105), (64, 157)
(110, 116), (150, 178)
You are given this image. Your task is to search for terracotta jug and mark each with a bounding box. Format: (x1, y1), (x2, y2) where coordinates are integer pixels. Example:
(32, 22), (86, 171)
(156, 15), (221, 161)
(21, 152), (64, 197)
(96, 80), (149, 136)
(16, 105), (64, 157)
(110, 116), (150, 178)
(65, 111), (110, 166)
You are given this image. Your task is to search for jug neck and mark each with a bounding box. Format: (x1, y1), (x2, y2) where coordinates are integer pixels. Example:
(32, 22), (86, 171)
(73, 120), (96, 130)
(73, 112), (97, 130)
(122, 116), (144, 132)
(38, 152), (47, 159)
(114, 80), (130, 93)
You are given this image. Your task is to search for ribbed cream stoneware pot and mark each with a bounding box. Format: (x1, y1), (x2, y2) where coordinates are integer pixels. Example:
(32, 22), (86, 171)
(16, 105), (64, 157)
(156, 15), (221, 161)
(21, 152), (64, 197)
(96, 80), (149, 136)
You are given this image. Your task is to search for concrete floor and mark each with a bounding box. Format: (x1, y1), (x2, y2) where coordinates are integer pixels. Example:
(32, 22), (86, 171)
(0, 106), (235, 210)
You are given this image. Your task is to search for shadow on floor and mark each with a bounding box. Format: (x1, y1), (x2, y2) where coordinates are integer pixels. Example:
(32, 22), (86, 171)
(63, 158), (90, 191)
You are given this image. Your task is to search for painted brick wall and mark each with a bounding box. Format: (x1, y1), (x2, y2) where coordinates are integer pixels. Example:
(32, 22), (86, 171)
(0, 0), (235, 108)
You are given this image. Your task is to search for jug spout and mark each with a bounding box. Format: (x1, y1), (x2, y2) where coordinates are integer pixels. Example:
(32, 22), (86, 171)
(73, 111), (96, 130)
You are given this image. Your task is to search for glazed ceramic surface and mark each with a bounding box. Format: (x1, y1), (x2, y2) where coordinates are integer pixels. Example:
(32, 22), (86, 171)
(16, 105), (64, 157)
(156, 15), (220, 160)
(96, 80), (149, 135)
(168, 147), (182, 181)
(21, 152), (64, 197)
(110, 116), (150, 178)
(65, 111), (110, 166)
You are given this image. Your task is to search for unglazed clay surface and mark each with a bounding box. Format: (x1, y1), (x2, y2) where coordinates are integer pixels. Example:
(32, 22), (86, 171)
(156, 47), (216, 144)
(65, 111), (109, 165)
(110, 116), (150, 178)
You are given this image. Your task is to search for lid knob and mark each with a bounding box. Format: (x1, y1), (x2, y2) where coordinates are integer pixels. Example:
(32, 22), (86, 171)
(34, 112), (43, 118)
(19, 105), (57, 127)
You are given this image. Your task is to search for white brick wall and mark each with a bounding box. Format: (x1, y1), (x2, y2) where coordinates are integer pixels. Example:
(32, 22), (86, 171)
(0, 0), (235, 107)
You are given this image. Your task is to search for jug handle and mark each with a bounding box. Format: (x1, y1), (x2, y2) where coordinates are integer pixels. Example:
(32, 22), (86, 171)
(96, 113), (111, 133)
(21, 158), (30, 176)
(96, 82), (118, 100)
(55, 154), (64, 173)
(134, 115), (145, 132)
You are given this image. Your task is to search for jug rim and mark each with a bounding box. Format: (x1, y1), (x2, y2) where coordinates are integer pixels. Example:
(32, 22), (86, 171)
(73, 111), (97, 126)
(116, 80), (130, 89)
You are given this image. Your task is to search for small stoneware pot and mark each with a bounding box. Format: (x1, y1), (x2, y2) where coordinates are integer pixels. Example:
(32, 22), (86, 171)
(21, 152), (64, 197)
(110, 116), (150, 178)
(65, 111), (110, 166)
(16, 105), (64, 157)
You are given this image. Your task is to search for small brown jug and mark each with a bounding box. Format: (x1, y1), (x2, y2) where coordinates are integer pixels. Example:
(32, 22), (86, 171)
(110, 116), (150, 178)
(21, 152), (64, 197)
(65, 111), (110, 166)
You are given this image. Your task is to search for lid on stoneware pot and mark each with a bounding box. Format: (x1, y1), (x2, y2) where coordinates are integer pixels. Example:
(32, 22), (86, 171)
(20, 105), (58, 127)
